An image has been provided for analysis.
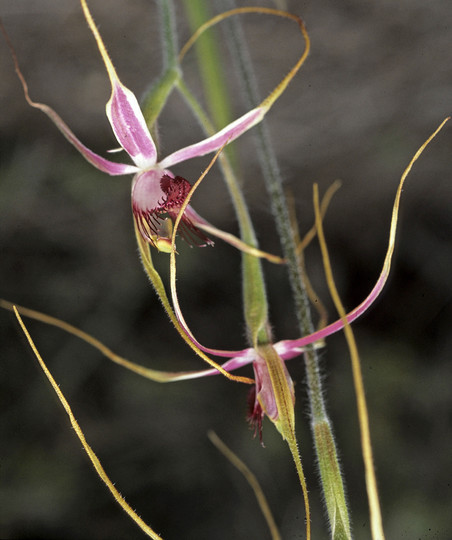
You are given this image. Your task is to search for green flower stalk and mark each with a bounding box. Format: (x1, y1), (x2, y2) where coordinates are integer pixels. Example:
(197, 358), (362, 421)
(216, 2), (351, 537)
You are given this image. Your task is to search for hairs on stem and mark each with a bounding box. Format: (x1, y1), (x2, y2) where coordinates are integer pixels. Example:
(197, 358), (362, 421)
(313, 117), (449, 540)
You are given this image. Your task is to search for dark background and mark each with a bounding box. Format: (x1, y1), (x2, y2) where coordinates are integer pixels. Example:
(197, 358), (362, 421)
(1, 1), (451, 538)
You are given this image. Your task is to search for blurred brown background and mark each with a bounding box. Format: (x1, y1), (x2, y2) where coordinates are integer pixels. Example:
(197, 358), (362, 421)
(1, 1), (451, 538)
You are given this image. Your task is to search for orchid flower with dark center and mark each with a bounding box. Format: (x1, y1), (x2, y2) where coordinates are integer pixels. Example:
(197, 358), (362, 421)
(162, 117), (449, 439)
(3, 0), (447, 441)
(2, 1), (309, 254)
(15, 119), (436, 437)
(0, 112), (445, 438)
(132, 173), (213, 250)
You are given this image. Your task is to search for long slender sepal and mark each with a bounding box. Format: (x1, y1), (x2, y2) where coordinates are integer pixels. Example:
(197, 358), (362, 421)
(163, 7), (309, 167)
(0, 299), (324, 380)
(193, 217), (285, 264)
(0, 20), (138, 176)
(135, 226), (253, 384)
(0, 298), (258, 381)
(12, 307), (162, 540)
(80, 0), (158, 167)
(282, 116), (451, 353)
(159, 108), (264, 167)
(178, 7), (309, 116)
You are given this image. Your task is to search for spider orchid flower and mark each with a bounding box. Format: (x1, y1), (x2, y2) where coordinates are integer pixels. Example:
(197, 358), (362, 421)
(2, 1), (309, 253)
(1, 117), (447, 439)
(161, 117), (449, 436)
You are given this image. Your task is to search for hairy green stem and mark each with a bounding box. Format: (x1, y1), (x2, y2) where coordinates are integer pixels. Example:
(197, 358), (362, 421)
(141, 0), (181, 133)
(183, 0), (232, 130)
(180, 4), (310, 536)
(175, 77), (269, 344)
(219, 2), (351, 537)
(158, 0), (178, 69)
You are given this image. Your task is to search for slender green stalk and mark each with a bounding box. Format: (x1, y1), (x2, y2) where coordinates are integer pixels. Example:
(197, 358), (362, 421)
(219, 2), (351, 537)
(180, 4), (310, 536)
(141, 0), (181, 131)
(178, 0), (311, 539)
(158, 0), (178, 68)
(183, 0), (232, 130)
(183, 0), (240, 173)
(176, 78), (268, 343)
(141, 66), (180, 131)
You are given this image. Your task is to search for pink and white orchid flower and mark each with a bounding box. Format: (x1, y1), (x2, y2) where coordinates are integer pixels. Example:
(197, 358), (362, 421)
(4, 1), (300, 252)
(1, 0), (312, 433)
(3, 0), (446, 435)
(162, 117), (449, 434)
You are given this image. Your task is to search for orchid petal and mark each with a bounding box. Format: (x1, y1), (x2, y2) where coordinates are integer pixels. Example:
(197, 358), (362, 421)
(276, 117), (450, 360)
(186, 207), (285, 264)
(252, 356), (280, 422)
(132, 169), (168, 213)
(159, 107), (264, 168)
(0, 299), (255, 384)
(81, 0), (157, 168)
(1, 20), (139, 177)
(32, 101), (140, 176)
(106, 81), (158, 168)
(167, 350), (258, 380)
